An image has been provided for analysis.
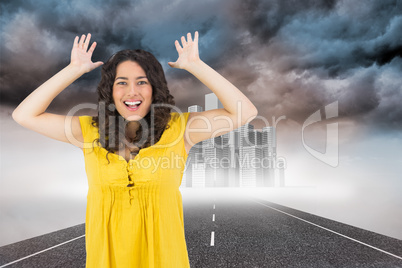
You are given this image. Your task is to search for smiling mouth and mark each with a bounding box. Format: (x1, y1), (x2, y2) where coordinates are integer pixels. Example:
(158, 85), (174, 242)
(124, 100), (142, 110)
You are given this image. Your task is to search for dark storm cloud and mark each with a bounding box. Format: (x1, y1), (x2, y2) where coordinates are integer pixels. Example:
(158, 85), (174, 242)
(338, 69), (380, 117)
(1, 0), (401, 129)
(0, 0), (235, 113)
(228, 0), (337, 42)
(224, 0), (402, 128)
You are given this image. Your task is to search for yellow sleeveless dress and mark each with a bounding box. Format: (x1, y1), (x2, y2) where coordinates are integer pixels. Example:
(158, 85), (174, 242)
(79, 112), (191, 268)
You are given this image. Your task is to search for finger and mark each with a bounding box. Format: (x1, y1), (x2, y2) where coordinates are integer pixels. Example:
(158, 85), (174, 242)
(88, 41), (97, 54)
(79, 34), (86, 48)
(73, 36), (79, 48)
(181, 36), (187, 47)
(187, 32), (192, 43)
(194, 31), (199, 46)
(93, 61), (104, 68)
(168, 61), (177, 68)
(84, 33), (91, 51)
(174, 40), (183, 53)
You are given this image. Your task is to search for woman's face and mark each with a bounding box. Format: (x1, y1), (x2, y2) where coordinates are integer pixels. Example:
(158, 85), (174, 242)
(112, 60), (153, 121)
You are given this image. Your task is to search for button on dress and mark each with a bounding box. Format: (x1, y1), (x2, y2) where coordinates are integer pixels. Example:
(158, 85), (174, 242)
(79, 112), (191, 268)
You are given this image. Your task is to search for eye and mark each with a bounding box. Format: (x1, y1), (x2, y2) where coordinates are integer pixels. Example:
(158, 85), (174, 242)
(116, 81), (127, 85)
(138, 81), (147, 85)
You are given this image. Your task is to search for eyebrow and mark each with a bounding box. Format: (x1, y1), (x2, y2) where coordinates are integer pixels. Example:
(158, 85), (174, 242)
(115, 76), (148, 81)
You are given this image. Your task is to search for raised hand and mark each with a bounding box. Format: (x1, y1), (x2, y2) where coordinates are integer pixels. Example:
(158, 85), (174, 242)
(70, 33), (103, 74)
(168, 31), (200, 70)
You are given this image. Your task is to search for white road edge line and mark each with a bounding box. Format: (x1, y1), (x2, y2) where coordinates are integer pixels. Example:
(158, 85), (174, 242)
(249, 198), (402, 261)
(0, 234), (86, 268)
(211, 231), (215, 246)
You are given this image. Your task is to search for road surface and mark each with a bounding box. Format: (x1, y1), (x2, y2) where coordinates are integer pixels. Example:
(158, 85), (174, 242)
(1, 192), (401, 267)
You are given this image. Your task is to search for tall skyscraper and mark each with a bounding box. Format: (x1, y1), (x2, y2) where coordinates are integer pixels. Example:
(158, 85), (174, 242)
(220, 132), (233, 187)
(184, 105), (204, 187)
(277, 158), (285, 187)
(248, 130), (263, 146)
(262, 126), (276, 158)
(262, 127), (276, 186)
(239, 124), (254, 148)
(240, 145), (263, 187)
(188, 105), (203, 113)
(238, 124), (254, 187)
(205, 93), (224, 111)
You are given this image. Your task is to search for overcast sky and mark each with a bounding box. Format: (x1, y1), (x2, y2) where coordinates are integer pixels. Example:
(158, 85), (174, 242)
(1, 0), (401, 131)
(1, 0), (402, 245)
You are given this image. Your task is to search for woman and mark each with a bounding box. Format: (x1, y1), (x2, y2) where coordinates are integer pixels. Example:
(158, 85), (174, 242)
(12, 32), (257, 267)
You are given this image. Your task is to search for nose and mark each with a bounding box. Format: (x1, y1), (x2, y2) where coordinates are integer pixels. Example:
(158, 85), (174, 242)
(127, 82), (139, 96)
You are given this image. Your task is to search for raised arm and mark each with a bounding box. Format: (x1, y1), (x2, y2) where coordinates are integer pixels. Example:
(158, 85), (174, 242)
(12, 34), (103, 148)
(168, 31), (258, 152)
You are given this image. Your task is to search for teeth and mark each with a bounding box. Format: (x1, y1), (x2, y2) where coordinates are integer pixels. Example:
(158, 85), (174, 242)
(124, 101), (142, 105)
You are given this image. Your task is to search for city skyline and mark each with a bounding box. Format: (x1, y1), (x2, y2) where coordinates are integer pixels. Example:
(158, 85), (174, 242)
(182, 93), (284, 188)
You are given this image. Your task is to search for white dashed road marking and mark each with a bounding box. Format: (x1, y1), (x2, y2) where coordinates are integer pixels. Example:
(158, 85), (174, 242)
(211, 203), (216, 246)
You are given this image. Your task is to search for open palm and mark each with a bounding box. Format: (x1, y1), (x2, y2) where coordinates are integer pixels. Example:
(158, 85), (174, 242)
(70, 33), (103, 73)
(168, 32), (200, 70)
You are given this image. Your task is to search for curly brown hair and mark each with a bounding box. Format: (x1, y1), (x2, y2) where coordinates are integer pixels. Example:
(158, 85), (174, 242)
(92, 49), (175, 163)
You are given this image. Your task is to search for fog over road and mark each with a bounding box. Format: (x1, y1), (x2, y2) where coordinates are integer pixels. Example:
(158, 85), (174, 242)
(1, 191), (402, 268)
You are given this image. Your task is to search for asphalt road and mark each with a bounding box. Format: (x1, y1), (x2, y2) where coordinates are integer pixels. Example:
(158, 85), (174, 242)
(1, 193), (402, 268)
